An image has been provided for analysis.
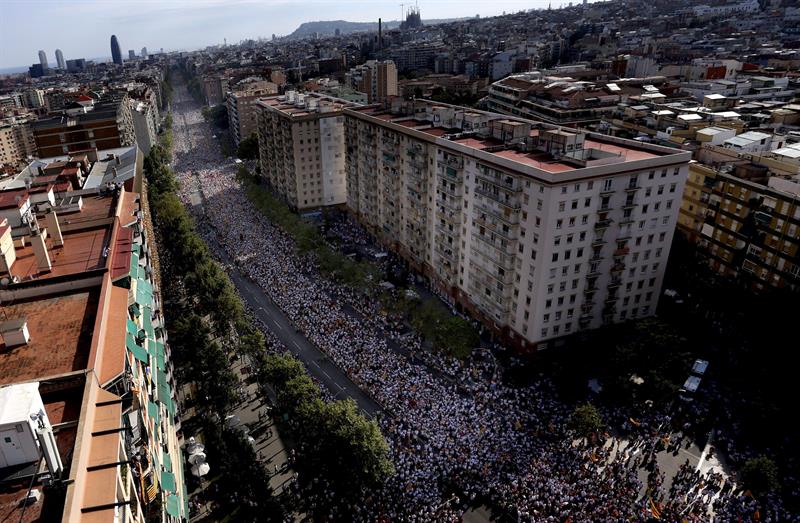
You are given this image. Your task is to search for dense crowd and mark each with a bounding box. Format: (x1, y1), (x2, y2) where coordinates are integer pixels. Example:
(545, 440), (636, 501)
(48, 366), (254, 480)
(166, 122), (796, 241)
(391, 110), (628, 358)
(168, 86), (794, 522)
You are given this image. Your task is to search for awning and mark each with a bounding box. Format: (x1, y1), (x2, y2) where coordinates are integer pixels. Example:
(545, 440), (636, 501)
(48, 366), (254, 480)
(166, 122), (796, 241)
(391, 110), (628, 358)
(147, 401), (160, 425)
(129, 252), (140, 279)
(126, 335), (149, 363)
(163, 451), (172, 472)
(136, 278), (153, 305)
(161, 470), (177, 493)
(165, 494), (181, 517)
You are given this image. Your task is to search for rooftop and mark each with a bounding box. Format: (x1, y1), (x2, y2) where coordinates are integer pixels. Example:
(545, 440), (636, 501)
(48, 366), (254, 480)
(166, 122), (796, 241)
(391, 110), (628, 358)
(0, 288), (99, 385)
(8, 226), (110, 282)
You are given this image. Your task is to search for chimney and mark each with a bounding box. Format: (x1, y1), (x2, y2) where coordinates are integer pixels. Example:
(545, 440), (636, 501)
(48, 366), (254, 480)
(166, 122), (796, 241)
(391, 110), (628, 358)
(115, 155), (121, 165)
(0, 319), (30, 347)
(30, 229), (51, 273)
(0, 219), (16, 274)
(43, 209), (63, 247)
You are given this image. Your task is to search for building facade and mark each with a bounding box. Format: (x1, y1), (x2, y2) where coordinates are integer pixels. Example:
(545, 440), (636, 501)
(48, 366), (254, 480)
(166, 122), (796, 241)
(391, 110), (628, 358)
(343, 100), (690, 350)
(226, 81), (278, 147)
(0, 117), (36, 165)
(346, 60), (398, 104)
(256, 92), (348, 210)
(32, 96), (135, 158)
(678, 161), (800, 292)
(0, 150), (187, 522)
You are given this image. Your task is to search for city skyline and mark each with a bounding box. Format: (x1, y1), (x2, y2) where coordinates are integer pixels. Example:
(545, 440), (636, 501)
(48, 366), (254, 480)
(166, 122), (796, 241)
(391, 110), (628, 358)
(0, 0), (595, 69)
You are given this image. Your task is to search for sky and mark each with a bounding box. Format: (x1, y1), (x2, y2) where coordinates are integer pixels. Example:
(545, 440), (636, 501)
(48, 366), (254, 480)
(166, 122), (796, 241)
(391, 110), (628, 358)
(0, 0), (584, 69)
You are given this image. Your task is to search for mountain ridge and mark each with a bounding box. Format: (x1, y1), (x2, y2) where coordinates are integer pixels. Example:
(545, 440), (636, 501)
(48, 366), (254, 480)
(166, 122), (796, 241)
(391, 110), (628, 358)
(287, 17), (464, 39)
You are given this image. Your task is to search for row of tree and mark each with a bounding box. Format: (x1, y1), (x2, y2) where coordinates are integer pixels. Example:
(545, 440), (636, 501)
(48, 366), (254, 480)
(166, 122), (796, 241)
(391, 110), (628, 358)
(240, 167), (480, 359)
(146, 137), (393, 516)
(145, 140), (283, 521)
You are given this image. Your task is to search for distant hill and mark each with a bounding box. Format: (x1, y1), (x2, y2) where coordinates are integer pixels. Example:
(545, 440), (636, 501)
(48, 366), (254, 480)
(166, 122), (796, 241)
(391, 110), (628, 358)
(287, 17), (463, 40)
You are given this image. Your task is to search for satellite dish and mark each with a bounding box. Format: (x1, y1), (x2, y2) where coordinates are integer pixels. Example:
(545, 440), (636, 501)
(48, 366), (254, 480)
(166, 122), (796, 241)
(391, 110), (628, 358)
(188, 451), (207, 465)
(191, 462), (210, 477)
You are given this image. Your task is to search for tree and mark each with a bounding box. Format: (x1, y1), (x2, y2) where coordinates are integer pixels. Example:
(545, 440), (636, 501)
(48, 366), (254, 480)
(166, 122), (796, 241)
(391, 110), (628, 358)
(570, 403), (604, 438)
(295, 399), (394, 504)
(236, 133), (259, 160)
(741, 456), (779, 497)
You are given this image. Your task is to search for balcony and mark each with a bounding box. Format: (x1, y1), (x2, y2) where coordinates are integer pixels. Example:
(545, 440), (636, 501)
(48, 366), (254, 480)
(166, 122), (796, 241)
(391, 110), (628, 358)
(591, 236), (606, 247)
(440, 165), (463, 183)
(625, 183), (640, 192)
(610, 263), (625, 273)
(476, 172), (523, 193)
(594, 219), (611, 230)
(614, 247), (630, 257)
(435, 245), (457, 263)
(608, 278), (622, 289)
(474, 186), (521, 210)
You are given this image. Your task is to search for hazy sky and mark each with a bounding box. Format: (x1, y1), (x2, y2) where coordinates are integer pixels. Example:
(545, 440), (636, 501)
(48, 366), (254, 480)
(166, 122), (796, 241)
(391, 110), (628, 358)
(0, 0), (582, 69)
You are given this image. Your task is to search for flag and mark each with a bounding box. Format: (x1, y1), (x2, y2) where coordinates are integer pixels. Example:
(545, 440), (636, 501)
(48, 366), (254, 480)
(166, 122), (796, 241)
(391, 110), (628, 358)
(649, 497), (661, 519)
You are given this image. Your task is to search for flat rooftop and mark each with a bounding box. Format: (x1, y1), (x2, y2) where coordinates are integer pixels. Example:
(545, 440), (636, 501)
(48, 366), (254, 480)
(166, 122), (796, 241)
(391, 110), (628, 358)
(0, 288), (99, 385)
(350, 105), (670, 172)
(260, 94), (349, 117)
(0, 379), (84, 522)
(9, 227), (110, 282)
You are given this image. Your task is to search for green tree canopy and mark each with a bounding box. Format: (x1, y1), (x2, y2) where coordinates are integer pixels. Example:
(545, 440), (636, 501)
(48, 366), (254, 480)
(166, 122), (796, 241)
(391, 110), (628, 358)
(570, 402), (604, 438)
(236, 133), (259, 160)
(741, 456), (780, 497)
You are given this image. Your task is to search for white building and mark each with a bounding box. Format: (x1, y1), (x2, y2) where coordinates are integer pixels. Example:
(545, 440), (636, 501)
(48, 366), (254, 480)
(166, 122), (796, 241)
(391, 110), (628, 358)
(723, 131), (781, 153)
(344, 100), (691, 350)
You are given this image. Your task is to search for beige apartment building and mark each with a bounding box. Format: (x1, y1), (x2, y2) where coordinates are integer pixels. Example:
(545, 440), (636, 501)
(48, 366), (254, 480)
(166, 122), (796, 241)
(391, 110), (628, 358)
(346, 60), (398, 104)
(0, 117), (36, 165)
(678, 158), (800, 292)
(256, 92), (348, 210)
(227, 80), (278, 147)
(0, 149), (187, 521)
(343, 100), (691, 350)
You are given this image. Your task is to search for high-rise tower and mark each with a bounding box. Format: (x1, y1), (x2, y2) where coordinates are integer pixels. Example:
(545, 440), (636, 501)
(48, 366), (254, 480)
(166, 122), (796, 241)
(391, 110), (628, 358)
(110, 35), (123, 65)
(55, 49), (65, 69)
(38, 50), (48, 70)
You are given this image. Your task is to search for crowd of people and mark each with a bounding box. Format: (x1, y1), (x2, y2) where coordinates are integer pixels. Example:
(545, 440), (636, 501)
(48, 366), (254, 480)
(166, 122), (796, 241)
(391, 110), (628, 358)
(168, 85), (793, 522)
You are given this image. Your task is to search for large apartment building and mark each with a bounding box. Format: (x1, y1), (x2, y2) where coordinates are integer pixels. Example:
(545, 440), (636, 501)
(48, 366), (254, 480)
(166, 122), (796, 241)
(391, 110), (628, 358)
(0, 148), (188, 522)
(227, 80), (278, 147)
(0, 115), (36, 165)
(343, 100), (690, 350)
(346, 60), (398, 104)
(256, 92), (348, 210)
(32, 96), (135, 158)
(678, 155), (800, 292)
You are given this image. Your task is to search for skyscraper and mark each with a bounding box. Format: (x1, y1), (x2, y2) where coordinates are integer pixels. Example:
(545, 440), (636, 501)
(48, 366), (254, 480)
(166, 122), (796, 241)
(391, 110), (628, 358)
(110, 35), (123, 65)
(55, 49), (65, 69)
(129, 49), (136, 60)
(38, 50), (48, 70)
(141, 46), (148, 58)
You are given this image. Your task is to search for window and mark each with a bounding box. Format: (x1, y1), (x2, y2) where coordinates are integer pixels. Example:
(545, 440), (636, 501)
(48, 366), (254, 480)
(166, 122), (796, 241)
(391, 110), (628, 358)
(554, 236), (561, 246)
(648, 170), (655, 180)
(537, 199), (543, 210)
(569, 217), (576, 227)
(561, 186), (567, 194)
(574, 183), (581, 191)
(552, 253), (559, 262)
(669, 183), (677, 193)
(603, 179), (613, 191)
(543, 314), (550, 323)
(556, 219), (563, 229)
(558, 201), (565, 212)
(584, 197), (591, 207)
(571, 200), (578, 210)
